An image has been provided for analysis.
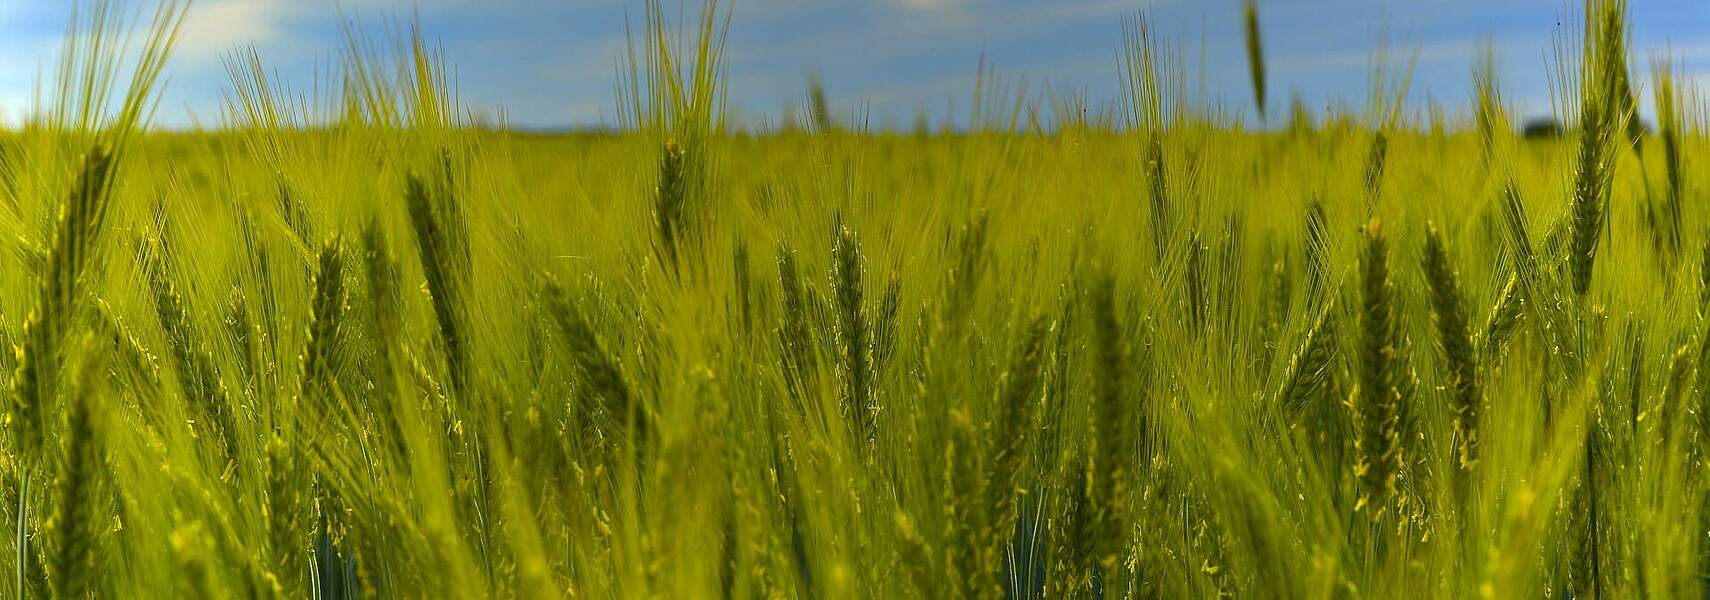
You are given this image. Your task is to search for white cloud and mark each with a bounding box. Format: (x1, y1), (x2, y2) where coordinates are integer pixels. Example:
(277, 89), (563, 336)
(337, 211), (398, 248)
(534, 37), (630, 86)
(1684, 72), (1710, 100)
(727, 0), (1145, 68)
(173, 0), (507, 64)
(1641, 42), (1710, 62)
(893, 0), (962, 11)
(1271, 34), (1549, 78)
(176, 0), (289, 62)
(0, 91), (32, 127)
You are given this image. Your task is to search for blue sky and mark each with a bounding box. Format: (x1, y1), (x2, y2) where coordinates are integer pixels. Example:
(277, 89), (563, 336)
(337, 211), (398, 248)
(0, 0), (1706, 129)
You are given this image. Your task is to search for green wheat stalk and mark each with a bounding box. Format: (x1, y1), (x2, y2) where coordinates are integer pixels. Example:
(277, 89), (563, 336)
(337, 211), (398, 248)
(1243, 0), (1266, 121)
(1423, 224), (1481, 477)
(1356, 219), (1399, 515)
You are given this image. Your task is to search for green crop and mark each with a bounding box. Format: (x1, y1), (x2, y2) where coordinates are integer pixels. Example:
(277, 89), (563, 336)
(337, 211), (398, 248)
(0, 0), (1705, 598)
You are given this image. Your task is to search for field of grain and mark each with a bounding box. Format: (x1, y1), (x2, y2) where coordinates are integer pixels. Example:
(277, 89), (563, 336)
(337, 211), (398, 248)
(2, 0), (1707, 597)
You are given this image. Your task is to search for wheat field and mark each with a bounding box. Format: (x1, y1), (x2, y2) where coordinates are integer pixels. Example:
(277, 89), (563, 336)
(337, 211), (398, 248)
(1, 0), (1707, 598)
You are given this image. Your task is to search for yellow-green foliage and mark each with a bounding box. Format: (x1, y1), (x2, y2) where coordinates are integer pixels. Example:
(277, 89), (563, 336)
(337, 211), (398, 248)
(2, 0), (1709, 598)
